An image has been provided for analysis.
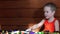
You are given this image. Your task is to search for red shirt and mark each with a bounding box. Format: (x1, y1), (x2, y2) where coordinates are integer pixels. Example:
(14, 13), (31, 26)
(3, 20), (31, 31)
(44, 18), (56, 32)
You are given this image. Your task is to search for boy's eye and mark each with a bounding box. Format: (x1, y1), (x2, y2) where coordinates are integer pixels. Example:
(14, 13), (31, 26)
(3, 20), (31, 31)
(46, 11), (48, 13)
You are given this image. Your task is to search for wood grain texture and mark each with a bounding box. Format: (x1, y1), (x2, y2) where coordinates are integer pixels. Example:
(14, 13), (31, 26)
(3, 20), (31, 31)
(0, 0), (60, 31)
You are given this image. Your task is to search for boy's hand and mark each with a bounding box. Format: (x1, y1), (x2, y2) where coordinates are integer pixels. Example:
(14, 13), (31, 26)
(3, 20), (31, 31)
(25, 24), (37, 31)
(25, 28), (31, 31)
(25, 19), (45, 31)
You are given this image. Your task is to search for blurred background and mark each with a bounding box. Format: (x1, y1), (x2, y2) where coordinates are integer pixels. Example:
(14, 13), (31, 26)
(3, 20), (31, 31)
(0, 0), (60, 32)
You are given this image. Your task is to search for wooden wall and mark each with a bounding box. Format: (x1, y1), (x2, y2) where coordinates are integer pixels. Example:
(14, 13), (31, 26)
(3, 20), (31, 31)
(0, 0), (60, 31)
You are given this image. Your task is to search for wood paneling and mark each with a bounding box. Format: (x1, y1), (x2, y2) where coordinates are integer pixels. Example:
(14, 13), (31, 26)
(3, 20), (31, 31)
(0, 0), (60, 8)
(0, 0), (60, 31)
(0, 8), (60, 18)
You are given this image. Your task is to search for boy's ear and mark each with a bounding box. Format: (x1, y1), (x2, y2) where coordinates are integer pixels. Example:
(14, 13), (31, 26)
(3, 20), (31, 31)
(53, 11), (55, 14)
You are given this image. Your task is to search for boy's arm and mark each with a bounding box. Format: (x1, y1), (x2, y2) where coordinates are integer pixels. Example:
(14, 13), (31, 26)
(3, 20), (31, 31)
(25, 19), (45, 31)
(55, 20), (59, 32)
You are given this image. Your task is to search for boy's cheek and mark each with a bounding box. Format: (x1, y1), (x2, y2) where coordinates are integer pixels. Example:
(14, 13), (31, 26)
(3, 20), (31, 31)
(44, 13), (52, 19)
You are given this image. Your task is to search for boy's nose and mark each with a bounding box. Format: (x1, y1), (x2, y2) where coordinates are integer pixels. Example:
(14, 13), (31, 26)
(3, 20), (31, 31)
(44, 13), (47, 16)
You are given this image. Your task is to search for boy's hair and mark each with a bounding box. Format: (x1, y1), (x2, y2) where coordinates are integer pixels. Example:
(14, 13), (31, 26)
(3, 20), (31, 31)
(44, 3), (57, 11)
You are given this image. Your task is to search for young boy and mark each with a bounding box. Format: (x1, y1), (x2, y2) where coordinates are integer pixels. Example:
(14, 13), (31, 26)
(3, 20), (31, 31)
(26, 3), (59, 32)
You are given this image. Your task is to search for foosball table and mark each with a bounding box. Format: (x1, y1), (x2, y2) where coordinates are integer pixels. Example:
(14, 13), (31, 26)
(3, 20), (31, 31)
(1, 30), (60, 34)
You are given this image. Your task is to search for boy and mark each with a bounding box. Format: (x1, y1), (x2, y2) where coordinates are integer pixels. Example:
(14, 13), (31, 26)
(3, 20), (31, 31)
(26, 3), (59, 32)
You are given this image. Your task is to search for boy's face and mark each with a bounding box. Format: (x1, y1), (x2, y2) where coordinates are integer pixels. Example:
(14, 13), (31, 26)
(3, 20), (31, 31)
(44, 6), (55, 19)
